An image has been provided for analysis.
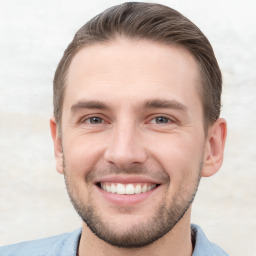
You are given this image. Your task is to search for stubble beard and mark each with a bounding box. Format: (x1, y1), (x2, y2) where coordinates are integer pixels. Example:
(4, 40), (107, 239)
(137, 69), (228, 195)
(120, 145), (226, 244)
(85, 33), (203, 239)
(63, 161), (202, 248)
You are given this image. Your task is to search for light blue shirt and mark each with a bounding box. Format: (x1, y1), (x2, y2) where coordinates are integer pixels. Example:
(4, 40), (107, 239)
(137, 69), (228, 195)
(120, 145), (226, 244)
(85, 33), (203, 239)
(0, 224), (229, 255)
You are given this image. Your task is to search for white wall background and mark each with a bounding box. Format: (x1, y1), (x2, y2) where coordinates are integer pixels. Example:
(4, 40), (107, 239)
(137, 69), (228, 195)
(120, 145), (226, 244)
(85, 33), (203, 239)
(0, 0), (255, 255)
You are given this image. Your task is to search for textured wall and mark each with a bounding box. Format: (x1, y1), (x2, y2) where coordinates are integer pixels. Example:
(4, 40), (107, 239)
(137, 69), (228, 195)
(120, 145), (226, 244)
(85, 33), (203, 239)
(0, 0), (255, 255)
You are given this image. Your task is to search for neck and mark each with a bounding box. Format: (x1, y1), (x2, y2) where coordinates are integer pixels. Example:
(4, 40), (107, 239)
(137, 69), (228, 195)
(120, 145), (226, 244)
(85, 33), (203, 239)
(78, 208), (193, 256)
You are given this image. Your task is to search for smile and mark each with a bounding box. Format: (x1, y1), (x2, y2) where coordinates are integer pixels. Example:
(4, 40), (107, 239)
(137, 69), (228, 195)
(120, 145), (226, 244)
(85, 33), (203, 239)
(100, 182), (157, 195)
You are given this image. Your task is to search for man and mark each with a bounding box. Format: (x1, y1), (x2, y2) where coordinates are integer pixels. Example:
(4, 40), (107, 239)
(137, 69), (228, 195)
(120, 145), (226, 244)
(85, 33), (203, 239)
(0, 2), (228, 255)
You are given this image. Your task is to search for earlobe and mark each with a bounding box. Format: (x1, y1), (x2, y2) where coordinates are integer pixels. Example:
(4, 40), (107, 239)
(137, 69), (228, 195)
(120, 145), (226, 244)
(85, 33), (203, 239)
(50, 117), (64, 174)
(202, 118), (227, 177)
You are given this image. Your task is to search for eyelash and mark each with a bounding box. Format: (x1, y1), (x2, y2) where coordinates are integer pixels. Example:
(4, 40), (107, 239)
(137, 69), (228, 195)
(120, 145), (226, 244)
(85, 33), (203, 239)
(80, 115), (106, 125)
(85, 116), (104, 124)
(149, 116), (173, 124)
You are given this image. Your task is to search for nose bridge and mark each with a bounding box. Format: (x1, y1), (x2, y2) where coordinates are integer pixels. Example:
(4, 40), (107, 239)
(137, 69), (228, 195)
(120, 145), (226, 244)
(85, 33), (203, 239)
(104, 117), (147, 168)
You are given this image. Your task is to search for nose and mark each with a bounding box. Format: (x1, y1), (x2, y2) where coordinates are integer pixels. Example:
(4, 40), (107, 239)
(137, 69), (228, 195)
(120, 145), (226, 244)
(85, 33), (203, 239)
(104, 122), (147, 169)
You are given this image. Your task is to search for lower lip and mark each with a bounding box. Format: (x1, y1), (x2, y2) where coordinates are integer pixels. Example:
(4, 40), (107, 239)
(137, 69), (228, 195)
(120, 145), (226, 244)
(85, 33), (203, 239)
(95, 185), (159, 206)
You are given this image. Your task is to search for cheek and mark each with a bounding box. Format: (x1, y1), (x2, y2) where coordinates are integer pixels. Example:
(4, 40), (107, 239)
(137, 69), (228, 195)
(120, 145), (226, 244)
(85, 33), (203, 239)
(62, 134), (106, 176)
(148, 133), (204, 180)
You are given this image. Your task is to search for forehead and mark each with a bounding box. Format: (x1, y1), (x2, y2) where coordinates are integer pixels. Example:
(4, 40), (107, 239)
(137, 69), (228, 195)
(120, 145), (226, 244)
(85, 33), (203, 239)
(64, 39), (201, 113)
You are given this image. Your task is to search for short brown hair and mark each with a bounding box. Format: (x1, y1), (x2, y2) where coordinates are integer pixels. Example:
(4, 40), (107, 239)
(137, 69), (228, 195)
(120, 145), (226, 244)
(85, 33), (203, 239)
(53, 2), (222, 129)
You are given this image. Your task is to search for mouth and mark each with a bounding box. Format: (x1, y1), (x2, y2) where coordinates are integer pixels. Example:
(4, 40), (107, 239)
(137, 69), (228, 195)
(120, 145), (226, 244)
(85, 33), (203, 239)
(97, 182), (159, 195)
(94, 176), (162, 205)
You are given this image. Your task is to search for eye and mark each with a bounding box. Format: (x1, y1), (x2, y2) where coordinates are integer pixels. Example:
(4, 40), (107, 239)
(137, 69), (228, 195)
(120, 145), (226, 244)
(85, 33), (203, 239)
(151, 116), (171, 124)
(85, 116), (103, 124)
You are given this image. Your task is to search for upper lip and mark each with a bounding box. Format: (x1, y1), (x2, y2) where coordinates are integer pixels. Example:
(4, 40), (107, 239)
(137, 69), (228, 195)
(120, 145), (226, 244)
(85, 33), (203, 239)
(94, 175), (162, 185)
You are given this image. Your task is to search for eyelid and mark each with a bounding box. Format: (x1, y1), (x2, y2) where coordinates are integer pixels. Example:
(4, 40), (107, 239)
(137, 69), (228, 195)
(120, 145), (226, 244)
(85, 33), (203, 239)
(85, 117), (103, 124)
(79, 114), (110, 124)
(147, 114), (176, 124)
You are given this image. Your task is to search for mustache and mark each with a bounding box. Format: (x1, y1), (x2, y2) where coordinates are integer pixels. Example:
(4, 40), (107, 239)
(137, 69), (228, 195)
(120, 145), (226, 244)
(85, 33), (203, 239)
(84, 165), (170, 184)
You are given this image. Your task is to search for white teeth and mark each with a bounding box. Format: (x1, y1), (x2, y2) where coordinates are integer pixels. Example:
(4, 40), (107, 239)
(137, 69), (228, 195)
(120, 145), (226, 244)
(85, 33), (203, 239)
(100, 183), (157, 195)
(135, 184), (142, 194)
(126, 184), (135, 194)
(142, 184), (147, 193)
(116, 184), (126, 194)
(111, 184), (116, 193)
(106, 184), (111, 192)
(147, 184), (156, 191)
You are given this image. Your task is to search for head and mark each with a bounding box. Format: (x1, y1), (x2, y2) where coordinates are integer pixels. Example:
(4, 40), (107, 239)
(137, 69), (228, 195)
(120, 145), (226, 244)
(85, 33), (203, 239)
(50, 2), (226, 249)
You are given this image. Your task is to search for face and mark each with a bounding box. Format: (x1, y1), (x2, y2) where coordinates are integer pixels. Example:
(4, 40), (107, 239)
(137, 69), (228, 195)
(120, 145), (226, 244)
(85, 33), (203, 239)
(54, 39), (209, 247)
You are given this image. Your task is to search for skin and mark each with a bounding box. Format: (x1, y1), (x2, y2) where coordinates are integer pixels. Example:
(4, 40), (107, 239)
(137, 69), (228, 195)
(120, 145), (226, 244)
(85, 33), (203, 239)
(50, 39), (227, 256)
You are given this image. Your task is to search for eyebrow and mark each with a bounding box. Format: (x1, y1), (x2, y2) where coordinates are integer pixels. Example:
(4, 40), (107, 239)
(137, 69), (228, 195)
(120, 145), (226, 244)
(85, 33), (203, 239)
(70, 98), (188, 112)
(71, 100), (109, 112)
(143, 99), (188, 112)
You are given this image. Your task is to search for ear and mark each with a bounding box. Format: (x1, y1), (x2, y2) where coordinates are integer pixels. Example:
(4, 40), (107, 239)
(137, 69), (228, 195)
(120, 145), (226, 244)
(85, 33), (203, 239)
(50, 117), (64, 174)
(202, 118), (227, 177)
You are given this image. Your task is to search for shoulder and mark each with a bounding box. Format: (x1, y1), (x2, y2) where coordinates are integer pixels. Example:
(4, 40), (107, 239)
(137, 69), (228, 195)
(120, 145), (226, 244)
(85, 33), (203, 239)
(0, 228), (82, 256)
(191, 224), (230, 256)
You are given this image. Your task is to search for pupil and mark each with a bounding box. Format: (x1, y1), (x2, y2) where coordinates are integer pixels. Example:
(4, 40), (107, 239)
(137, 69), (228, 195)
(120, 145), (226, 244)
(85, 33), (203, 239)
(90, 117), (101, 123)
(156, 117), (168, 123)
